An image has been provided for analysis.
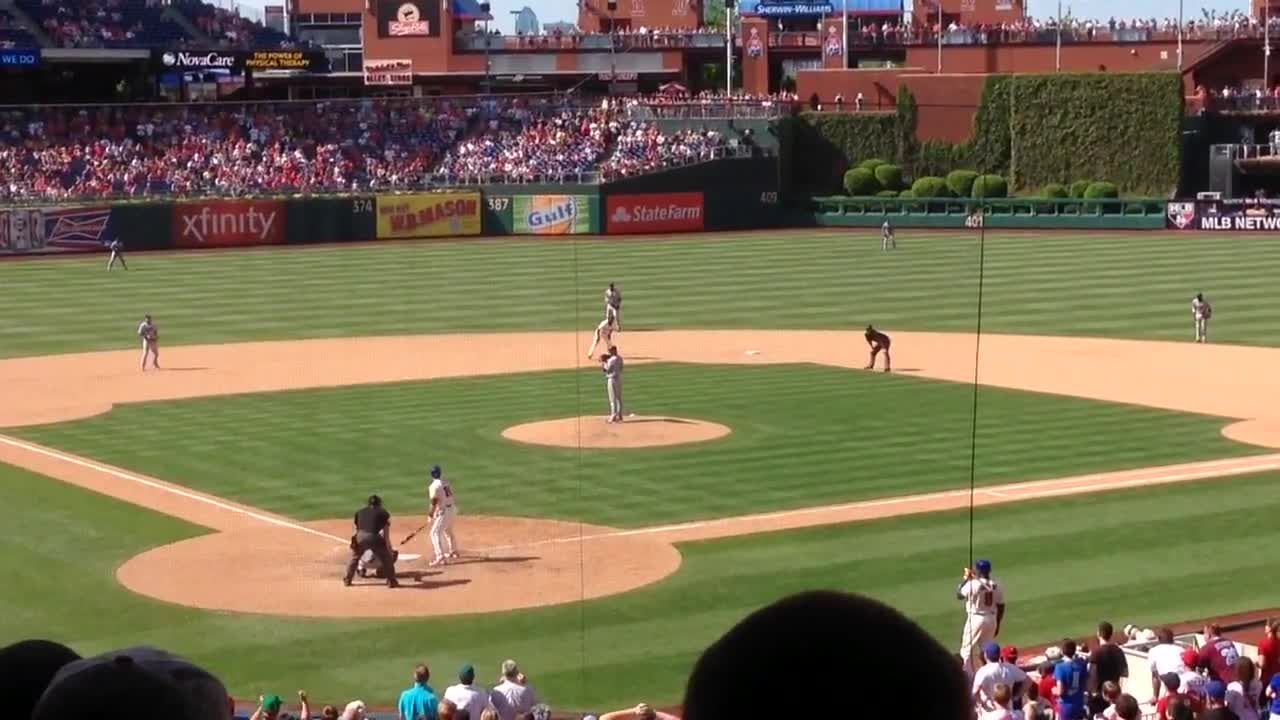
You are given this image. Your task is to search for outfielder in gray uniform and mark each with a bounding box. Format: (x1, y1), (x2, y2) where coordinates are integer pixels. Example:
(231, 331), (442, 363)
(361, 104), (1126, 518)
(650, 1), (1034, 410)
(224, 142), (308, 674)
(601, 346), (624, 423)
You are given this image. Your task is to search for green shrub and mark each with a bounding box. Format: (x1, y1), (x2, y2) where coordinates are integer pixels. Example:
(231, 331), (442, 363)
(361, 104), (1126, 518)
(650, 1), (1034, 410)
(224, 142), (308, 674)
(873, 164), (904, 191)
(898, 189), (916, 198)
(1083, 181), (1119, 199)
(843, 167), (880, 196)
(911, 176), (949, 198)
(972, 174), (1009, 199)
(875, 190), (899, 198)
(858, 158), (890, 172)
(946, 170), (980, 197)
(1069, 180), (1093, 198)
(1041, 182), (1069, 198)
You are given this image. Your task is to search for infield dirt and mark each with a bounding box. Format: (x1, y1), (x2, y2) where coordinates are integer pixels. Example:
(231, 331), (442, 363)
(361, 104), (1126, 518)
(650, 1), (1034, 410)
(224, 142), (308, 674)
(2, 330), (1278, 617)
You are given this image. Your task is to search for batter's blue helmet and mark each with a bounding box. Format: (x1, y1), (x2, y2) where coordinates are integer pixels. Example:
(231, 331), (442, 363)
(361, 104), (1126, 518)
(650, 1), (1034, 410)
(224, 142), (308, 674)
(430, 465), (442, 478)
(975, 559), (992, 573)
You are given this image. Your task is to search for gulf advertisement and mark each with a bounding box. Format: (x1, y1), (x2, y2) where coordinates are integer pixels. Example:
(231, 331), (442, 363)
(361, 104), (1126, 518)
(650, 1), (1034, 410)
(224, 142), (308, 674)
(512, 195), (592, 235)
(0, 205), (116, 255)
(172, 199), (286, 248)
(605, 192), (704, 234)
(375, 192), (481, 239)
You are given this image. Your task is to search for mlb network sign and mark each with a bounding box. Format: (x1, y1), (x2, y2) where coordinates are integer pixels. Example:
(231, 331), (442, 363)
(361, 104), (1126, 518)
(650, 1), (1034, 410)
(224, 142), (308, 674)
(606, 192), (704, 234)
(1166, 201), (1280, 231)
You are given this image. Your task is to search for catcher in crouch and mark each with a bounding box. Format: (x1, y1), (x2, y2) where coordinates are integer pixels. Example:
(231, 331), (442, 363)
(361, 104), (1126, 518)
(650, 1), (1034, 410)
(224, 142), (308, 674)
(864, 325), (891, 372)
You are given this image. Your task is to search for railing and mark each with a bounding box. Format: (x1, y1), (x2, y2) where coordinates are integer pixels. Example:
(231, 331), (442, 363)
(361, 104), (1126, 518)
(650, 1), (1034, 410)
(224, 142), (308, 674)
(814, 195), (1166, 217)
(1215, 143), (1280, 160)
(1204, 95), (1280, 113)
(430, 170), (603, 185)
(624, 101), (789, 120)
(454, 31), (724, 51)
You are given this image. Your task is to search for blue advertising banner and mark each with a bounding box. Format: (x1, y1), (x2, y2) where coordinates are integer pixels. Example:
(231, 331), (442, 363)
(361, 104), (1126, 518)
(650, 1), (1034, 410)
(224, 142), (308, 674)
(0, 48), (40, 67)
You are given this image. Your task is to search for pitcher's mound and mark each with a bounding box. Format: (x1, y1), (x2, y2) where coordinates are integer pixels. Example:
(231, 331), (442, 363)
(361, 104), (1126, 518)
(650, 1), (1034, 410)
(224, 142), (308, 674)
(502, 415), (731, 448)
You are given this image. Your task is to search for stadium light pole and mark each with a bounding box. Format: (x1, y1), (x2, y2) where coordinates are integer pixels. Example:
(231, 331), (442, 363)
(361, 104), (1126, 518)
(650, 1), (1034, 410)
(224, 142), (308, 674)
(1054, 0), (1061, 71)
(480, 1), (491, 93)
(1176, 0), (1183, 70)
(725, 2), (733, 95)
(1266, 1), (1271, 92)
(841, 0), (847, 68)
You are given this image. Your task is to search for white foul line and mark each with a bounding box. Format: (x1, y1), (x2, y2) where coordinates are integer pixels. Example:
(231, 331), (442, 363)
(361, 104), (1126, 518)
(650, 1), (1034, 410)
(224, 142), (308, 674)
(0, 434), (347, 544)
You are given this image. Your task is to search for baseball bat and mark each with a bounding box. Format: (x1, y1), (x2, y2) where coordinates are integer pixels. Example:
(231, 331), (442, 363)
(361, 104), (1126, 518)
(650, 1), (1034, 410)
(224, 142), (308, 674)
(400, 522), (429, 546)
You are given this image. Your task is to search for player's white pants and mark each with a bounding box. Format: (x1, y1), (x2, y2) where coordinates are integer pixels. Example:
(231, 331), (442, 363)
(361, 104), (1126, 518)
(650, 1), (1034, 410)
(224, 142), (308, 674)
(1195, 317), (1208, 342)
(960, 613), (997, 672)
(882, 234), (896, 251)
(108, 250), (126, 270)
(606, 304), (620, 329)
(607, 377), (623, 421)
(140, 340), (159, 370)
(430, 508), (457, 560)
(587, 330), (612, 357)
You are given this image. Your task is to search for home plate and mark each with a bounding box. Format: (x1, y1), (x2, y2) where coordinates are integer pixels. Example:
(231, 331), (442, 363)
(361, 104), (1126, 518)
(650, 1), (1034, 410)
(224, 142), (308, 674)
(398, 553), (422, 561)
(745, 350), (761, 355)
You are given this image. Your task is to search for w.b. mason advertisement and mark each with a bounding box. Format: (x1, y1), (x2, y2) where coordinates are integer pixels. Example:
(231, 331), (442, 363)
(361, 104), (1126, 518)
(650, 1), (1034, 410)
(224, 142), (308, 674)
(376, 0), (440, 37)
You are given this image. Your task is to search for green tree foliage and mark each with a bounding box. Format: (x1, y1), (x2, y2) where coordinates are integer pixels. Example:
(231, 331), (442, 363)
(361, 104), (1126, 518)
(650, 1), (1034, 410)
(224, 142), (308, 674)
(910, 176), (949, 198)
(874, 164), (904, 191)
(1083, 181), (1120, 199)
(843, 167), (879, 195)
(1041, 182), (1069, 198)
(946, 170), (980, 197)
(1069, 180), (1093, 198)
(972, 174), (1009, 199)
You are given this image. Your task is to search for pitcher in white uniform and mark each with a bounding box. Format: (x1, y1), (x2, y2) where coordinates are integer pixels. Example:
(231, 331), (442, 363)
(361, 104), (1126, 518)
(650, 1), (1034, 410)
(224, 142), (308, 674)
(958, 558), (1006, 673)
(137, 314), (159, 371)
(587, 315), (616, 359)
(427, 464), (459, 566)
(1191, 292), (1212, 343)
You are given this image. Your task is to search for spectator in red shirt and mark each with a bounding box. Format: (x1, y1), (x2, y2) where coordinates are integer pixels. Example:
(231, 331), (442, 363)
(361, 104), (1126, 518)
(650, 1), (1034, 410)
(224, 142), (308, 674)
(1259, 620), (1280, 697)
(1158, 673), (1205, 720)
(1038, 661), (1059, 705)
(1200, 625), (1243, 684)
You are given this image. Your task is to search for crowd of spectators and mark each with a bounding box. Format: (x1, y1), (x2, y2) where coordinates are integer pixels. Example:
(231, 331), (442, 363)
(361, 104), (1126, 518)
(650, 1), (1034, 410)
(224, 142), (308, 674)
(0, 99), (474, 199)
(18, 0), (185, 49)
(0, 10), (37, 48)
(3, 593), (1280, 720)
(436, 103), (614, 182)
(599, 123), (728, 179)
(173, 0), (297, 49)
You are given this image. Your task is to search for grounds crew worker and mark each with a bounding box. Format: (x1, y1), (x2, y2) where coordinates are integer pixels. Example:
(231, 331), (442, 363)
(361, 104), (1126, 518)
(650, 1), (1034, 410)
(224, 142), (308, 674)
(344, 494), (399, 588)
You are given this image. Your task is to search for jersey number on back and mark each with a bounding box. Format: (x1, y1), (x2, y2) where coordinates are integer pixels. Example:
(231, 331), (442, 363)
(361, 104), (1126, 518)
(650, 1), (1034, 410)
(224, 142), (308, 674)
(981, 590), (995, 608)
(443, 485), (453, 498)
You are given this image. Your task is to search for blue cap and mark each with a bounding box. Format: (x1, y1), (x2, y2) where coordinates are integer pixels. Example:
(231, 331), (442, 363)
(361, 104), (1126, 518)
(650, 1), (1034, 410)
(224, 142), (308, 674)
(976, 559), (992, 573)
(1206, 680), (1227, 700)
(984, 641), (1001, 660)
(430, 465), (442, 478)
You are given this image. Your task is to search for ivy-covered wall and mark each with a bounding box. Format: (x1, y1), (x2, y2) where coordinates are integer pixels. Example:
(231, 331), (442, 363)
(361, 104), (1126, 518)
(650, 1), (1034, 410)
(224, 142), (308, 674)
(779, 72), (1183, 197)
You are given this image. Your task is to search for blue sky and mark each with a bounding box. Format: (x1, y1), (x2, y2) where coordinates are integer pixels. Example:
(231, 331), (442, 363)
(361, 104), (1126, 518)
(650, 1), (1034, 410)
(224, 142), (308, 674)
(237, 0), (1252, 34)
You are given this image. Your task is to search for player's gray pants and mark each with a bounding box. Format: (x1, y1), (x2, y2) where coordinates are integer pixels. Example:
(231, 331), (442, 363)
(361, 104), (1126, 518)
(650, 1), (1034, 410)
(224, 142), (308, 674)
(607, 377), (623, 420)
(1195, 317), (1208, 342)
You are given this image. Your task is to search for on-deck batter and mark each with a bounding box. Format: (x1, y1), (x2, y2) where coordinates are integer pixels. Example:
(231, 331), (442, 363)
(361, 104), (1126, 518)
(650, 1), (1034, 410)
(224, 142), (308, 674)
(427, 464), (459, 566)
(587, 315), (616, 359)
(137, 314), (159, 371)
(958, 559), (1006, 673)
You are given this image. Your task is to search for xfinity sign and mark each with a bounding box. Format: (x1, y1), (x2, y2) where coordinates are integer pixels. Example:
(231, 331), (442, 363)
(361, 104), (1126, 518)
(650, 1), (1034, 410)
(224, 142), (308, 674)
(159, 51), (240, 70)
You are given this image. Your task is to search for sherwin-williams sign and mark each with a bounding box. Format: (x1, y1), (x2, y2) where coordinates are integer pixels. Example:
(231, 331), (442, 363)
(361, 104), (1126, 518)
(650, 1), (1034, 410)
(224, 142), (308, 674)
(513, 195), (592, 235)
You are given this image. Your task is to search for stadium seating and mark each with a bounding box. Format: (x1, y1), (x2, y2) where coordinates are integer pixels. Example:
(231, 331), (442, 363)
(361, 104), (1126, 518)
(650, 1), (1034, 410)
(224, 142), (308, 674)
(17, 0), (188, 49)
(0, 9), (38, 47)
(599, 123), (729, 179)
(171, 0), (294, 48)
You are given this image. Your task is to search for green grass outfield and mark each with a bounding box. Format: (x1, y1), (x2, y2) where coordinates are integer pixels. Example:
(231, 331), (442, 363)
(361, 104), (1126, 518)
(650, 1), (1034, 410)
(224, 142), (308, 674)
(10, 364), (1259, 527)
(7, 459), (1280, 709)
(2, 230), (1279, 708)
(1, 231), (1279, 358)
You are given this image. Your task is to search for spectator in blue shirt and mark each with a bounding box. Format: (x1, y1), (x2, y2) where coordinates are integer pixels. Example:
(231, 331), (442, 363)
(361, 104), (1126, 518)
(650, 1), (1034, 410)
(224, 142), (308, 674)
(399, 664), (439, 720)
(1055, 639), (1089, 720)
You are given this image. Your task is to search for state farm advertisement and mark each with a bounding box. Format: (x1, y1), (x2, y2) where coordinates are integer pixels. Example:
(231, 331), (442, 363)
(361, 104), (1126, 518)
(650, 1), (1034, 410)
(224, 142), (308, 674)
(606, 192), (704, 234)
(173, 200), (285, 248)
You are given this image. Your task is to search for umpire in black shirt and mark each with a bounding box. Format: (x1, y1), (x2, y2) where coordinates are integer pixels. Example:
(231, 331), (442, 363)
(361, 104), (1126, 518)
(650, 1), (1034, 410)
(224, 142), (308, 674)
(344, 495), (399, 588)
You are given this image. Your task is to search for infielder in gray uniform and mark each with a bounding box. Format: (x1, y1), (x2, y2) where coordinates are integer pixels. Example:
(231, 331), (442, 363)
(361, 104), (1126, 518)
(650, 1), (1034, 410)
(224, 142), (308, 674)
(600, 346), (624, 422)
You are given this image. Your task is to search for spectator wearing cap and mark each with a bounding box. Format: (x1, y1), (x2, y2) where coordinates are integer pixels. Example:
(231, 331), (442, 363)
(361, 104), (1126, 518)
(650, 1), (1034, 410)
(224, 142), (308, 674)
(1205, 681), (1242, 720)
(1159, 672), (1205, 720)
(492, 660), (538, 720)
(1089, 623), (1129, 712)
(32, 645), (232, 720)
(254, 694), (284, 720)
(1183, 648), (1209, 698)
(399, 664), (439, 720)
(1054, 639), (1090, 720)
(0, 638), (81, 720)
(1151, 629), (1188, 699)
(974, 641), (1028, 712)
(599, 703), (680, 720)
(445, 664), (495, 719)
(1201, 625), (1242, 684)
(1226, 657), (1262, 720)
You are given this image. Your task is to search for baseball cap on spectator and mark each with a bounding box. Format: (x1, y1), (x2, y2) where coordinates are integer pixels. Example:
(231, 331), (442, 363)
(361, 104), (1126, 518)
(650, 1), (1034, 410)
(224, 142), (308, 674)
(1162, 672), (1183, 692)
(984, 641), (1002, 660)
(1181, 648), (1199, 669)
(1045, 647), (1063, 661)
(262, 694), (284, 714)
(682, 590), (968, 720)
(460, 663), (476, 683)
(1002, 646), (1018, 662)
(0, 639), (81, 720)
(1205, 681), (1227, 700)
(33, 646), (231, 720)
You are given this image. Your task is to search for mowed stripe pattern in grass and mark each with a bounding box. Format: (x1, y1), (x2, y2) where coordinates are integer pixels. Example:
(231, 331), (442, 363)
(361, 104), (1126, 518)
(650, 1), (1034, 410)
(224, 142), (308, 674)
(11, 364), (1258, 526)
(1, 232), (1279, 357)
(6, 457), (1280, 710)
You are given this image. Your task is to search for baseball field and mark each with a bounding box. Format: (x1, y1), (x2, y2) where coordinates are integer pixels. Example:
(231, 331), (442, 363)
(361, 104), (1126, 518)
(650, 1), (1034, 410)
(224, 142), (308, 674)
(2, 230), (1280, 710)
